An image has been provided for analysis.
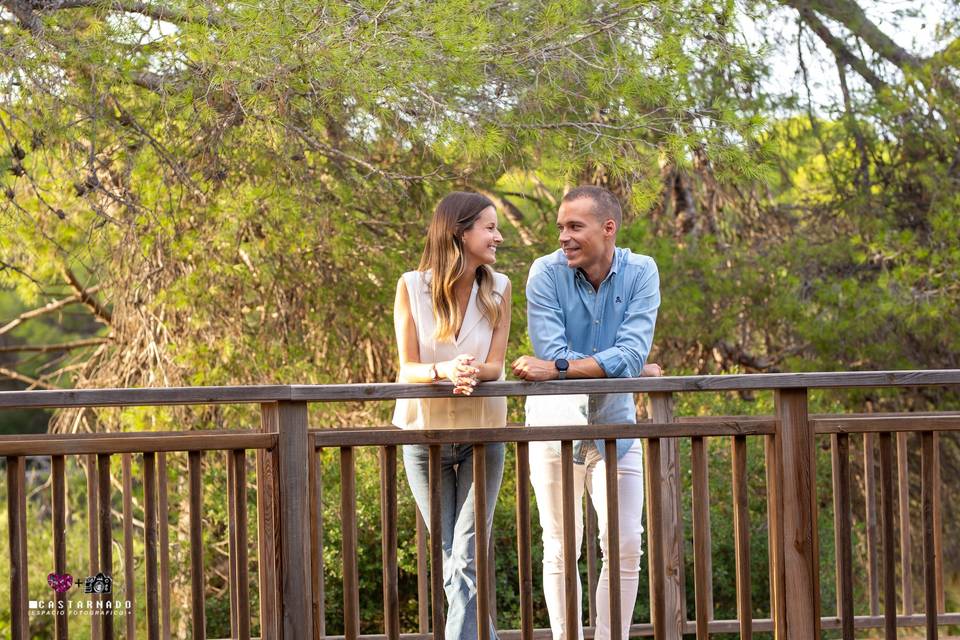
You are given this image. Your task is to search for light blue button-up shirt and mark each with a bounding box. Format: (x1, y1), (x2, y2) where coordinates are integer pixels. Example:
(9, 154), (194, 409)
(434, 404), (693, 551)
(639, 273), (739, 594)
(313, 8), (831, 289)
(525, 247), (660, 460)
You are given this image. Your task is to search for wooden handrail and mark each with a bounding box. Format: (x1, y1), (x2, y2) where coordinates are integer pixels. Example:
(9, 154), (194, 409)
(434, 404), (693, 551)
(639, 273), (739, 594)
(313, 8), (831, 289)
(5, 376), (960, 640)
(1, 369), (959, 408)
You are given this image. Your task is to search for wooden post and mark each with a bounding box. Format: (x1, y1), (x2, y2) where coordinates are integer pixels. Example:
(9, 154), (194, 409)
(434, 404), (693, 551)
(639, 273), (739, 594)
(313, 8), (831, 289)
(276, 401), (314, 639)
(258, 403), (281, 640)
(649, 392), (685, 640)
(771, 388), (820, 640)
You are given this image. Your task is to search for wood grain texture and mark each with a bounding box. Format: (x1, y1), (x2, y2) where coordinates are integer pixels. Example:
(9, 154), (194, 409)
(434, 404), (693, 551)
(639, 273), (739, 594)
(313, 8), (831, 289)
(474, 443), (492, 640)
(644, 438), (665, 640)
(604, 439), (623, 640)
(381, 446), (401, 640)
(515, 442), (534, 640)
(54, 455), (70, 640)
(922, 431), (938, 640)
(144, 452), (160, 640)
(257, 404), (280, 640)
(649, 393), (684, 640)
(864, 432), (880, 616)
(232, 449), (251, 639)
(276, 401), (314, 639)
(7, 456), (28, 640)
(97, 453), (114, 639)
(188, 451), (206, 640)
(897, 432), (914, 615)
(341, 447), (360, 640)
(879, 432), (897, 639)
(86, 453), (101, 640)
(561, 440), (579, 640)
(732, 436), (751, 640)
(428, 445), (445, 640)
(1, 369), (958, 408)
(690, 436), (713, 640)
(831, 434), (855, 640)
(773, 388), (821, 640)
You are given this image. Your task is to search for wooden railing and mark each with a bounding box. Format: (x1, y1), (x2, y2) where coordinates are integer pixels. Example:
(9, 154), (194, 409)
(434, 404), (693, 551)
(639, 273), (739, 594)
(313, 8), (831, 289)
(2, 370), (960, 640)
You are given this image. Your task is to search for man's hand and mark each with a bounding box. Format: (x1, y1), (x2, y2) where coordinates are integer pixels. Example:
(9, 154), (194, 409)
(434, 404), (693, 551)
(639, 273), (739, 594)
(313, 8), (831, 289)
(511, 355), (558, 381)
(642, 363), (663, 377)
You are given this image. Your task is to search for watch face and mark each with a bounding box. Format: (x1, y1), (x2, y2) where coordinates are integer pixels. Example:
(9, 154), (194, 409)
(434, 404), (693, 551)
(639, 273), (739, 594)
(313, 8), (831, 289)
(555, 358), (569, 371)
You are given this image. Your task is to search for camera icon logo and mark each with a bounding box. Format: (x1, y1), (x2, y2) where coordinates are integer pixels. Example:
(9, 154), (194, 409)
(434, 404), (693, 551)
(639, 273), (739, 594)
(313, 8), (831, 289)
(83, 573), (112, 594)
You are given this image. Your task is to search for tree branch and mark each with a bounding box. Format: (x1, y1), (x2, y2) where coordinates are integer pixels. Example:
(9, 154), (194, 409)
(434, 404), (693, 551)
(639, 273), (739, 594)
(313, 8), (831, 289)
(0, 292), (94, 336)
(36, 0), (227, 27)
(796, 7), (887, 93)
(62, 268), (112, 324)
(0, 365), (61, 390)
(0, 338), (109, 353)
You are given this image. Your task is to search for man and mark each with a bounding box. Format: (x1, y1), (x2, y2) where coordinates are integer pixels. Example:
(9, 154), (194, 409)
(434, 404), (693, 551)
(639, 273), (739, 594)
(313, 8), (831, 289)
(512, 185), (660, 640)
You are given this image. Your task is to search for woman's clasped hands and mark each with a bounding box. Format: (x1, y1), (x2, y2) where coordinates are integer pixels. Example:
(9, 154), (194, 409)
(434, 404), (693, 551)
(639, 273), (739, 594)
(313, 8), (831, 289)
(439, 354), (480, 395)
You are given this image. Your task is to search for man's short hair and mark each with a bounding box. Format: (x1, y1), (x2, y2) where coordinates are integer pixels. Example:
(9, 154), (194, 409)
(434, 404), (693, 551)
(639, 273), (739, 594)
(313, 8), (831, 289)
(562, 186), (622, 230)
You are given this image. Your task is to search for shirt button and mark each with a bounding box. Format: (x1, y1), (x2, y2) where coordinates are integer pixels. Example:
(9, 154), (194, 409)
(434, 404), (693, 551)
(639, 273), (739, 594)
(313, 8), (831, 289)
(595, 320), (600, 324)
(593, 348), (597, 353)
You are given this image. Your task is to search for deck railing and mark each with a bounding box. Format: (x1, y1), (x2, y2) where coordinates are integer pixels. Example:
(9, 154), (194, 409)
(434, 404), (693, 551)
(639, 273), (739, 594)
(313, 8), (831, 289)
(2, 370), (960, 639)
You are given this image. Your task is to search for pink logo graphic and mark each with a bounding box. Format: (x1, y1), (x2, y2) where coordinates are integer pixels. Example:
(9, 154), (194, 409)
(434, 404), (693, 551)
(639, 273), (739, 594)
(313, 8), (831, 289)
(47, 573), (74, 593)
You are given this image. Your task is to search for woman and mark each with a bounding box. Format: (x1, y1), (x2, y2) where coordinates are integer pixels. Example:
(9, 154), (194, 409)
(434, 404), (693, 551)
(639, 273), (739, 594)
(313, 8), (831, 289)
(393, 191), (511, 640)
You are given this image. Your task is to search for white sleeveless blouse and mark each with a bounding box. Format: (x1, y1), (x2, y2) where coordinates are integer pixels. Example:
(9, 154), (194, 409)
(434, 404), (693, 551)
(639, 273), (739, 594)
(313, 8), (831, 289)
(393, 270), (509, 430)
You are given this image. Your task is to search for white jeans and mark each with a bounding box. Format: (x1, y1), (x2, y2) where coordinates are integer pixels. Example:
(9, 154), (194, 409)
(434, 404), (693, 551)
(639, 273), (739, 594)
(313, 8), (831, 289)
(529, 440), (645, 640)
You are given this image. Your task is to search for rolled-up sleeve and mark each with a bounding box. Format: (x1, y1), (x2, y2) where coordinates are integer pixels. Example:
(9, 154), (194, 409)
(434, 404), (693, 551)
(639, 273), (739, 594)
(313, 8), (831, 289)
(526, 261), (589, 361)
(593, 258), (660, 378)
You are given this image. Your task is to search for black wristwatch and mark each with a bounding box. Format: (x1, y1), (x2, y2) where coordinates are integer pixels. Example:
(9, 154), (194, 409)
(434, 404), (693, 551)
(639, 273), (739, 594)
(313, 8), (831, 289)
(554, 358), (569, 380)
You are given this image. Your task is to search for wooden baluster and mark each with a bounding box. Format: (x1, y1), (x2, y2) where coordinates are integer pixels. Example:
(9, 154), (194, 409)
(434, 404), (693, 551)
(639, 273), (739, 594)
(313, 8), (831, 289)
(7, 455), (28, 640)
(381, 446), (400, 640)
(732, 436), (751, 640)
(144, 452), (160, 640)
(645, 437), (665, 640)
(921, 431), (938, 640)
(158, 452), (172, 640)
(864, 432), (880, 617)
(475, 444), (492, 640)
(516, 441), (534, 640)
(831, 434), (854, 640)
(932, 432), (944, 614)
(897, 432), (914, 615)
(428, 444), (445, 640)
(87, 453), (102, 639)
(310, 442), (327, 640)
(257, 403), (281, 640)
(879, 432), (896, 639)
(341, 446), (360, 640)
(561, 440), (579, 640)
(53, 455), (69, 640)
(604, 439), (622, 640)
(649, 392), (684, 640)
(232, 449), (250, 640)
(691, 436), (713, 640)
(97, 453), (113, 638)
(227, 450), (239, 639)
(416, 507), (430, 634)
(188, 451), (206, 640)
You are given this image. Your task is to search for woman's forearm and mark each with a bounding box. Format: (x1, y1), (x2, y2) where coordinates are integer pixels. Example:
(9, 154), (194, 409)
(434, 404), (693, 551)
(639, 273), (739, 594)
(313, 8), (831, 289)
(476, 362), (504, 382)
(398, 362), (440, 384)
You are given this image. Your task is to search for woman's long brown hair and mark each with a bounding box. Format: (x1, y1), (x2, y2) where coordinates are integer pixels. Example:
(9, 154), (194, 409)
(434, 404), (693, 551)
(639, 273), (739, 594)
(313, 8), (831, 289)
(418, 192), (503, 342)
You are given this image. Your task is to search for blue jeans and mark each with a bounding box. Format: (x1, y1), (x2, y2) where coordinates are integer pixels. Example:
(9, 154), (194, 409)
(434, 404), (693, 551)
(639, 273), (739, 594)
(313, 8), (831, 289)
(403, 443), (505, 640)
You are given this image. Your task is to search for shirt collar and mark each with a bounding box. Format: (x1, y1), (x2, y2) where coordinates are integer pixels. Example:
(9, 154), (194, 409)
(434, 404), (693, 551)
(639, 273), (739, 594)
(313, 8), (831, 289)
(574, 248), (621, 282)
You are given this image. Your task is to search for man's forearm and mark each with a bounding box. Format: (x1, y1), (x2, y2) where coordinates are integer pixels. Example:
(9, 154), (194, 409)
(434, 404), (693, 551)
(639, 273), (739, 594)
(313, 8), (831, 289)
(567, 357), (606, 379)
